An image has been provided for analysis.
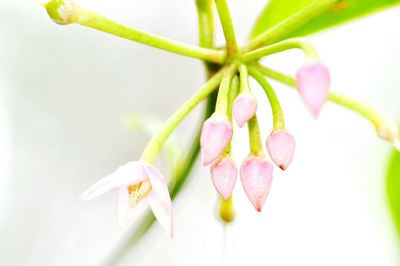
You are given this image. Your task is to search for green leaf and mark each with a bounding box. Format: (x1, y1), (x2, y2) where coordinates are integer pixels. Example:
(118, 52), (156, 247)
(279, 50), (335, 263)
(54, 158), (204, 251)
(387, 149), (400, 238)
(250, 0), (400, 40)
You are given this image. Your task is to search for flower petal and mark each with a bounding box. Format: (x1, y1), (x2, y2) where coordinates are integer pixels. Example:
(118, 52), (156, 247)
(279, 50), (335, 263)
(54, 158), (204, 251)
(117, 187), (129, 227)
(296, 62), (330, 118)
(144, 165), (173, 238)
(233, 92), (258, 128)
(78, 176), (114, 201)
(200, 115), (233, 165)
(78, 161), (147, 201)
(109, 161), (147, 188)
(119, 198), (149, 230)
(266, 129), (296, 170)
(240, 155), (273, 212)
(210, 156), (237, 200)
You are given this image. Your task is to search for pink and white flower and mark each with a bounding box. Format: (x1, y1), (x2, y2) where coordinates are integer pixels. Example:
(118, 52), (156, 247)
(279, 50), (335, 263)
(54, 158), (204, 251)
(200, 115), (233, 165)
(233, 92), (258, 127)
(210, 156), (237, 200)
(240, 155), (273, 212)
(79, 161), (173, 237)
(296, 62), (330, 118)
(266, 129), (296, 170)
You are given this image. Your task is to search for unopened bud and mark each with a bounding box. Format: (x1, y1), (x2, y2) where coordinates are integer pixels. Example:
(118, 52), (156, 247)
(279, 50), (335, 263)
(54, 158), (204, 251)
(296, 61), (330, 118)
(200, 114), (233, 165)
(266, 129), (296, 170)
(42, 0), (79, 25)
(232, 92), (258, 127)
(240, 155), (273, 212)
(210, 156), (237, 200)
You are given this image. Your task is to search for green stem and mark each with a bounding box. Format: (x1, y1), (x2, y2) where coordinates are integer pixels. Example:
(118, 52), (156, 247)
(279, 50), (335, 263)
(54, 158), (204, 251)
(140, 68), (225, 163)
(252, 63), (389, 133)
(196, 0), (221, 76)
(45, 1), (225, 63)
(196, 0), (215, 49)
(248, 66), (285, 130)
(223, 74), (240, 154)
(241, 37), (318, 63)
(215, 64), (238, 115)
(248, 115), (264, 155)
(238, 64), (250, 93)
(215, 0), (239, 56)
(243, 0), (339, 52)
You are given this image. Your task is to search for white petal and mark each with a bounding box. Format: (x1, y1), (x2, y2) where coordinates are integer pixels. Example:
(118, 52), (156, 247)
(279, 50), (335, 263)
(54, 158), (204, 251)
(79, 161), (147, 201)
(109, 161), (147, 188)
(144, 166), (173, 237)
(119, 198), (149, 230)
(78, 176), (114, 201)
(117, 188), (129, 227)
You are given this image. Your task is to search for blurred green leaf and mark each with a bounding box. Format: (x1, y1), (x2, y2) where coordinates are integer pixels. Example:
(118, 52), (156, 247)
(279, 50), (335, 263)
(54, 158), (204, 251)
(387, 149), (400, 238)
(250, 0), (400, 40)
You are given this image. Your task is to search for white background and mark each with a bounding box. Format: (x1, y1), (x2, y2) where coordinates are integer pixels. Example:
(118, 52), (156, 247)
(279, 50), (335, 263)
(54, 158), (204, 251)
(0, 0), (399, 265)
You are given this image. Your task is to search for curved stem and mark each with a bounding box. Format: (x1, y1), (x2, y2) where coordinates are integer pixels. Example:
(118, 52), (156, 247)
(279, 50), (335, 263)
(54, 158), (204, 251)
(252, 63), (394, 135)
(196, 0), (215, 49)
(140, 68), (225, 163)
(238, 64), (250, 93)
(224, 74), (240, 154)
(215, 0), (239, 56)
(61, 5), (225, 63)
(241, 37), (318, 63)
(248, 66), (285, 130)
(243, 0), (339, 52)
(215, 64), (238, 115)
(248, 115), (264, 156)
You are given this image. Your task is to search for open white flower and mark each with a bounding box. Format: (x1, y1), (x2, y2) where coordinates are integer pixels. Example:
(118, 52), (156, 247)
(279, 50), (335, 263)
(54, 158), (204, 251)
(79, 161), (173, 237)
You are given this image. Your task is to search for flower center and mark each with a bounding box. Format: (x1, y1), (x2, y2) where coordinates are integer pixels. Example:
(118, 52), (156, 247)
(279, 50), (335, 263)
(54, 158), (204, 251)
(128, 179), (152, 207)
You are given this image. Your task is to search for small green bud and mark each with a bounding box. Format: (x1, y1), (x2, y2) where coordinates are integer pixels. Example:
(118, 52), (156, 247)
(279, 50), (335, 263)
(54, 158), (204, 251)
(42, 0), (79, 25)
(219, 196), (235, 223)
(376, 118), (400, 151)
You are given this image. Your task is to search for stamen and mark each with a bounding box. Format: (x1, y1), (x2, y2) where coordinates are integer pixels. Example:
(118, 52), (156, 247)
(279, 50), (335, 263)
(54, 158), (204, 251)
(128, 179), (152, 207)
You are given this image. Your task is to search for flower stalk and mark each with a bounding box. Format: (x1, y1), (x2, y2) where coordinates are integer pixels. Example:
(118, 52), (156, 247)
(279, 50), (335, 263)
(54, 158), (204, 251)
(247, 66), (285, 130)
(241, 38), (318, 63)
(42, 0), (225, 63)
(141, 68), (225, 164)
(215, 0), (239, 56)
(253, 63), (400, 148)
(247, 115), (264, 156)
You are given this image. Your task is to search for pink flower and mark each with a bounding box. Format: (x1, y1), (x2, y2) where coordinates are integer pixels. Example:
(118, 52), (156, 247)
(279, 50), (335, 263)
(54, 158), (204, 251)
(79, 161), (173, 237)
(210, 156), (237, 200)
(296, 62), (330, 118)
(233, 92), (258, 127)
(266, 129), (296, 170)
(200, 115), (233, 165)
(240, 155), (273, 212)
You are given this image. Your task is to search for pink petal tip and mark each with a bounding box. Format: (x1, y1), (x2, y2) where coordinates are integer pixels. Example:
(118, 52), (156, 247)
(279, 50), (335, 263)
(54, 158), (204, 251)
(233, 92), (258, 127)
(210, 156), (238, 200)
(240, 155), (273, 212)
(266, 129), (296, 171)
(200, 116), (233, 165)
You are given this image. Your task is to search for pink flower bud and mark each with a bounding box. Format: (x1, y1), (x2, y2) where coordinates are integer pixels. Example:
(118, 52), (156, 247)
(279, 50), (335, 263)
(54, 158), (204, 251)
(210, 156), (238, 200)
(240, 155), (273, 212)
(296, 62), (330, 118)
(233, 92), (258, 127)
(266, 129), (296, 170)
(200, 115), (233, 165)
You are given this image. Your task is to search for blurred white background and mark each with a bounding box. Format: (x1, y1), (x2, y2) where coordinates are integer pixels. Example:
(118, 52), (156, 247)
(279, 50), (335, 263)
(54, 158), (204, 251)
(0, 0), (399, 265)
